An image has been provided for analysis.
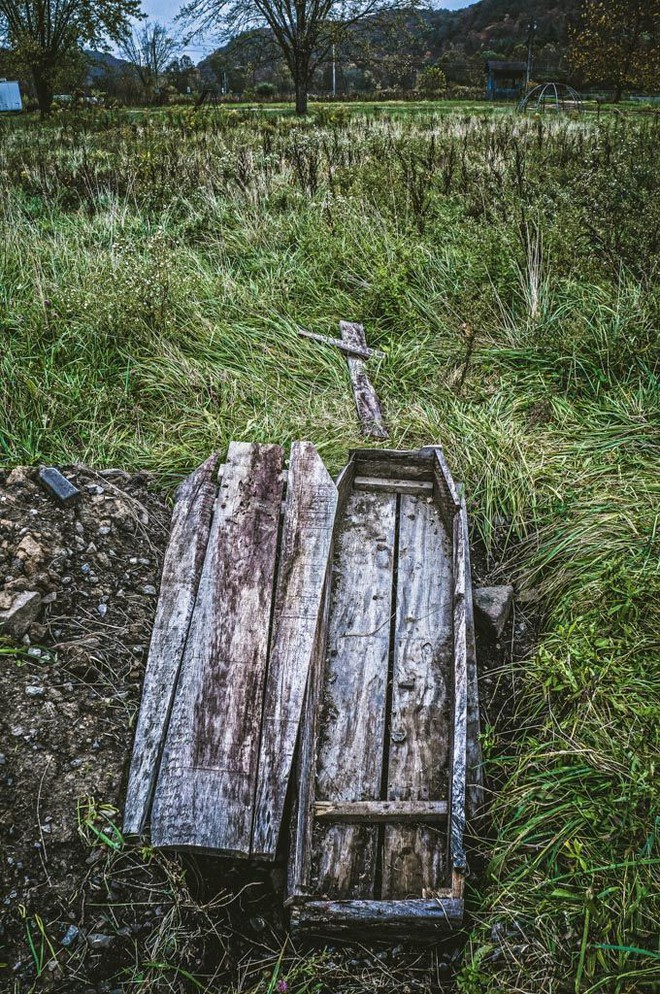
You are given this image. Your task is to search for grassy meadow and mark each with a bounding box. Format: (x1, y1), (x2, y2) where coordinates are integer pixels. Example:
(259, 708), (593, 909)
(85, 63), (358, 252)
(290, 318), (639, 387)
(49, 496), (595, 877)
(1, 103), (659, 993)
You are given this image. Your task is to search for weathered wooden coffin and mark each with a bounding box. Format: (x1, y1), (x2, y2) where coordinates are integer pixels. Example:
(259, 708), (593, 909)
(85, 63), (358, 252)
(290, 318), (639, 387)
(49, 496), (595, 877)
(124, 443), (480, 935)
(286, 448), (480, 935)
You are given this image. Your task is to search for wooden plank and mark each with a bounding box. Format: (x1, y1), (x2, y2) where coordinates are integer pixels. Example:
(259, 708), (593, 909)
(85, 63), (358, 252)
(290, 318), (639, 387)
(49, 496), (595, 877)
(290, 898), (463, 933)
(287, 460), (356, 899)
(461, 499), (484, 820)
(298, 327), (383, 360)
(124, 453), (219, 836)
(352, 448), (434, 482)
(313, 489), (396, 899)
(450, 506), (469, 878)
(340, 322), (388, 440)
(382, 495), (454, 899)
(150, 443), (285, 854)
(353, 476), (433, 497)
(424, 446), (461, 531)
(314, 800), (448, 823)
(252, 442), (338, 858)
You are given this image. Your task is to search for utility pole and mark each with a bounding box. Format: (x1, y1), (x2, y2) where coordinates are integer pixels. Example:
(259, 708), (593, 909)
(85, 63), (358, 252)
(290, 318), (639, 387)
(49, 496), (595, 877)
(525, 20), (537, 91)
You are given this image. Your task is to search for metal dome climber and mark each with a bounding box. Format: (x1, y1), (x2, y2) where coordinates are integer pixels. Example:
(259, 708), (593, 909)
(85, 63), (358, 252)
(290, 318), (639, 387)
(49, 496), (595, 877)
(519, 82), (584, 113)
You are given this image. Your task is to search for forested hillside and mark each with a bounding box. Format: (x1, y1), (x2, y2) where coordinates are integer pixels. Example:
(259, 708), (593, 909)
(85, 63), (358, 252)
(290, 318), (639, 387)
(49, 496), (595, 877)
(200, 0), (578, 95)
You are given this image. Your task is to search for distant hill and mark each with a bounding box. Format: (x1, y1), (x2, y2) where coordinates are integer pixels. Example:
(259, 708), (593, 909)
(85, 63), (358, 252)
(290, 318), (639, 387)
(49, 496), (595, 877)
(85, 50), (133, 83)
(199, 0), (580, 93)
(441, 0), (576, 50)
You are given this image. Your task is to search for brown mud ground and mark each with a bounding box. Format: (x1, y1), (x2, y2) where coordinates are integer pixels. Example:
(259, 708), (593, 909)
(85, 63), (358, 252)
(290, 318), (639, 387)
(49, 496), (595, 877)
(0, 464), (533, 994)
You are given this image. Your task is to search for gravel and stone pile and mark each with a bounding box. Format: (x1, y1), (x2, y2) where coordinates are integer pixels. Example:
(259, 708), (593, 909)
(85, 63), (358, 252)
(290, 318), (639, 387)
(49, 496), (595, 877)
(0, 465), (176, 989)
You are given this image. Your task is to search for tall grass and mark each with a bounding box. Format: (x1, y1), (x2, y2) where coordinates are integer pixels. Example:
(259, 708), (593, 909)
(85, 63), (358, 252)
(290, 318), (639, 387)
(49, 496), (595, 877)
(1, 105), (658, 992)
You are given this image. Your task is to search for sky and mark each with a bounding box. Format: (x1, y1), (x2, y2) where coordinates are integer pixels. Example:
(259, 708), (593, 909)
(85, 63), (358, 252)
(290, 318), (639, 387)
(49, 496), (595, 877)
(138, 0), (476, 59)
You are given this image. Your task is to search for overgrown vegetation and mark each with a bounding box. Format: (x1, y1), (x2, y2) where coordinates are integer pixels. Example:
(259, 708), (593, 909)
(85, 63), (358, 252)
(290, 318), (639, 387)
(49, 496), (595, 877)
(1, 104), (658, 993)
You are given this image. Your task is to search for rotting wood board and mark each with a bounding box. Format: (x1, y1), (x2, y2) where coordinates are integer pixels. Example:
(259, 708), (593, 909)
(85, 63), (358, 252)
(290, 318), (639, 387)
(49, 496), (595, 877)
(298, 327), (384, 360)
(313, 487), (396, 898)
(151, 442), (285, 854)
(381, 493), (453, 900)
(340, 322), (388, 439)
(252, 442), (338, 858)
(124, 453), (219, 836)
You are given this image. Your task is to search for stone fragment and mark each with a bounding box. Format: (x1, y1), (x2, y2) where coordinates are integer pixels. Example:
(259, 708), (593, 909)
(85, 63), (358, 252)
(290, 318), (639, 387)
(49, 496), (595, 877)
(98, 469), (130, 480)
(61, 925), (80, 947)
(15, 535), (45, 573)
(0, 590), (42, 636)
(473, 585), (514, 639)
(25, 686), (44, 697)
(37, 467), (81, 506)
(6, 467), (31, 486)
(87, 933), (115, 950)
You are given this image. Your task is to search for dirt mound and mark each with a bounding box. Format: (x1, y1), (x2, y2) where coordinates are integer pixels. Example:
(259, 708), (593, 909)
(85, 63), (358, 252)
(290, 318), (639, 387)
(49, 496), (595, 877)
(0, 465), (180, 991)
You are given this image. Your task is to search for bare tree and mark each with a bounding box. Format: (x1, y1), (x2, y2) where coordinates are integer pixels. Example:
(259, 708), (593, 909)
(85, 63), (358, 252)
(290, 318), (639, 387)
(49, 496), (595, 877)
(180, 0), (414, 115)
(120, 21), (180, 102)
(0, 0), (141, 116)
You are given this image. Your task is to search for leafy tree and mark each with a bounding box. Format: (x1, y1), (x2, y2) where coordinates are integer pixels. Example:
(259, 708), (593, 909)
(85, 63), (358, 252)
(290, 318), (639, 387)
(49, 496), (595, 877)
(180, 0), (414, 115)
(255, 79), (275, 97)
(166, 54), (196, 93)
(570, 0), (660, 100)
(0, 0), (141, 115)
(119, 21), (179, 103)
(417, 65), (447, 98)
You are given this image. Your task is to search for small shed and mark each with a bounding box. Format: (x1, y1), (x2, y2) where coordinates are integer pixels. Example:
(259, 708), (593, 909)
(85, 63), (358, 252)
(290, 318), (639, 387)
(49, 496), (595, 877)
(486, 61), (526, 101)
(0, 80), (22, 112)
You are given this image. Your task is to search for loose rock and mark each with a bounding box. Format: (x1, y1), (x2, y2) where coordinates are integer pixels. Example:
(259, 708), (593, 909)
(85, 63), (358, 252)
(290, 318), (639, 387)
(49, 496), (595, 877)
(37, 467), (81, 507)
(473, 585), (515, 639)
(0, 590), (41, 637)
(87, 932), (115, 950)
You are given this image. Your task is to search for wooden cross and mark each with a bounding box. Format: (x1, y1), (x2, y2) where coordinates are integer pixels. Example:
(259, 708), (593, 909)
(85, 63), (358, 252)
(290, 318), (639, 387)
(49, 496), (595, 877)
(298, 321), (389, 440)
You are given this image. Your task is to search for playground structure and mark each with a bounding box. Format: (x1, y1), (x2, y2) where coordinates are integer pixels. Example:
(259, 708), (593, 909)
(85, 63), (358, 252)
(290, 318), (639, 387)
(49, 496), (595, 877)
(519, 82), (584, 113)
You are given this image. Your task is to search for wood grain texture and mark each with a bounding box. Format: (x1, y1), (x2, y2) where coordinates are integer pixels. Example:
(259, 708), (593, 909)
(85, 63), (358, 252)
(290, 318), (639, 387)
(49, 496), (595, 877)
(314, 800), (448, 822)
(252, 442), (338, 858)
(151, 442), (284, 854)
(298, 328), (383, 360)
(340, 322), (388, 440)
(352, 449), (434, 483)
(425, 446), (461, 530)
(287, 460), (356, 899)
(461, 499), (484, 820)
(354, 477), (433, 497)
(290, 898), (463, 934)
(382, 495), (453, 899)
(313, 489), (396, 899)
(124, 453), (219, 836)
(450, 506), (468, 875)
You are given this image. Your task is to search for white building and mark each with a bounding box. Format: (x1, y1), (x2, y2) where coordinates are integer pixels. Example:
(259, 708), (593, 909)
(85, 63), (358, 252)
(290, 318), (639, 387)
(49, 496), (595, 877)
(0, 80), (22, 112)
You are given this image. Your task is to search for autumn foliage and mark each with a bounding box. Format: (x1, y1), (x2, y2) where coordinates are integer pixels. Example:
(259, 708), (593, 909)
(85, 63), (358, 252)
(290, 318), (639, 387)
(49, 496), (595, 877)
(570, 0), (660, 98)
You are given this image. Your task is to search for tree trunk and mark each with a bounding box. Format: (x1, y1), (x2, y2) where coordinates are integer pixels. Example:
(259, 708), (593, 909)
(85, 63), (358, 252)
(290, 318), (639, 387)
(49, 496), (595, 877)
(33, 73), (54, 118)
(295, 78), (308, 116)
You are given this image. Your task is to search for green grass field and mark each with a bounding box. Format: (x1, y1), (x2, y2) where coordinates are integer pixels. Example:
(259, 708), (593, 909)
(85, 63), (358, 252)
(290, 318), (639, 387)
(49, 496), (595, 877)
(1, 103), (659, 993)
